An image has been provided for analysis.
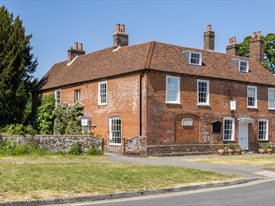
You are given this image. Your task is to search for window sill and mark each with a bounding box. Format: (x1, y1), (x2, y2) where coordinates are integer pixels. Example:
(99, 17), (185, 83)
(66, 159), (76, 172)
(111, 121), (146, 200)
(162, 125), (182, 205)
(268, 108), (275, 110)
(197, 103), (210, 107)
(258, 139), (269, 142)
(247, 106), (258, 109)
(223, 139), (235, 142)
(98, 103), (107, 106)
(166, 102), (181, 105)
(109, 143), (122, 146)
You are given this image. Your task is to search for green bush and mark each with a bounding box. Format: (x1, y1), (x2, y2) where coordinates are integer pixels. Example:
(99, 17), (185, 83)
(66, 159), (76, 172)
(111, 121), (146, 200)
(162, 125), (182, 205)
(68, 142), (83, 155)
(36, 95), (55, 134)
(2, 124), (37, 135)
(87, 145), (103, 156)
(53, 103), (83, 135)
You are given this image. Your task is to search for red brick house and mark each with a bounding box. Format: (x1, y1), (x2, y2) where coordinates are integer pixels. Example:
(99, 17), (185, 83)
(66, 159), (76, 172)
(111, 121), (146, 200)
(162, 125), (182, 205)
(35, 24), (275, 155)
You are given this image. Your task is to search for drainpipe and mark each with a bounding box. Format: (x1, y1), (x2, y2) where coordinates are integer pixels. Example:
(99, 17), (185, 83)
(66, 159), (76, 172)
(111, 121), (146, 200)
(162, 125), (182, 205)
(139, 70), (145, 136)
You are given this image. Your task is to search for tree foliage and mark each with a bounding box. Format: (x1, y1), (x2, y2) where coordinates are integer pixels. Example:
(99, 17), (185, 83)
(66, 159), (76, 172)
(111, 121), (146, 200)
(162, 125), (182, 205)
(36, 95), (55, 134)
(0, 6), (37, 127)
(239, 33), (275, 73)
(53, 103), (83, 135)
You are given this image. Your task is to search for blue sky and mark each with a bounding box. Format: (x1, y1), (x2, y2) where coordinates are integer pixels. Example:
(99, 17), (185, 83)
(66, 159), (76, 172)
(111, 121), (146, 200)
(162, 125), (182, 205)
(1, 0), (275, 79)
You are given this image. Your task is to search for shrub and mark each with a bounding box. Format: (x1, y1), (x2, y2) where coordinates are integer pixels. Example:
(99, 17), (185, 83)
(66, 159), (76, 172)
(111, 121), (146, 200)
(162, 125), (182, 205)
(87, 145), (103, 155)
(2, 124), (37, 135)
(53, 103), (83, 135)
(36, 95), (55, 134)
(68, 142), (83, 155)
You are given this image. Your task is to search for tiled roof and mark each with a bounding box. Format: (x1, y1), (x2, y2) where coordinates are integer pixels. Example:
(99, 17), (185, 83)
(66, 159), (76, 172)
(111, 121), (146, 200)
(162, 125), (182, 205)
(36, 41), (275, 91)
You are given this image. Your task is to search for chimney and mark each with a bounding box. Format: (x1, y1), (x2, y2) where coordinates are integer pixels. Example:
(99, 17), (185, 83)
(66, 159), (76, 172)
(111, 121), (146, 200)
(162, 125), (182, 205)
(113, 23), (128, 49)
(226, 37), (239, 56)
(250, 31), (264, 64)
(67, 42), (85, 63)
(204, 24), (215, 51)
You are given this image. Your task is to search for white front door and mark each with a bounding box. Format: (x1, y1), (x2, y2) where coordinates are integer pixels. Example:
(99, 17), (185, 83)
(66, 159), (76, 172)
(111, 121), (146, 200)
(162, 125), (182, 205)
(238, 123), (249, 151)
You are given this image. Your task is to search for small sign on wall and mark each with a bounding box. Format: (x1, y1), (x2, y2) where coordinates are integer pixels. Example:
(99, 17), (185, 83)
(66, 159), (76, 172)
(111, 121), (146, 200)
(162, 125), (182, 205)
(81, 117), (89, 127)
(230, 100), (236, 111)
(182, 118), (193, 127)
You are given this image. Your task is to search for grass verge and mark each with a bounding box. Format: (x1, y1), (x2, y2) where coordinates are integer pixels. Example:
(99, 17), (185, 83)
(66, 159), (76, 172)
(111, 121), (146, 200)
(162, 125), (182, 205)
(0, 155), (239, 202)
(185, 154), (275, 168)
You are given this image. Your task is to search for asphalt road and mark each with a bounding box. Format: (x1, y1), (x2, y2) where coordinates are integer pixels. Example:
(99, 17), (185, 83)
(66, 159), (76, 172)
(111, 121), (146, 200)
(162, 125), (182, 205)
(70, 179), (275, 206)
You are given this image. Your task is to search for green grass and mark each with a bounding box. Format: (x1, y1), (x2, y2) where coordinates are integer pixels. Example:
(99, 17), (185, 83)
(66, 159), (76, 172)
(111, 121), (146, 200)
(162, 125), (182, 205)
(0, 155), (239, 202)
(185, 155), (275, 168)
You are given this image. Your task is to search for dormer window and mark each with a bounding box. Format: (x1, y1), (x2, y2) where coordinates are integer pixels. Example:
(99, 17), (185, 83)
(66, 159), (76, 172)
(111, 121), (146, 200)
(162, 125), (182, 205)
(239, 60), (249, 73)
(189, 52), (202, 66)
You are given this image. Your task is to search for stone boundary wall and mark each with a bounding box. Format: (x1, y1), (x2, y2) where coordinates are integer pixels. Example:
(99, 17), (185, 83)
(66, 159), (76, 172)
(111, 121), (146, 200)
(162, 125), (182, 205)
(125, 136), (146, 156)
(0, 135), (102, 152)
(147, 144), (223, 156)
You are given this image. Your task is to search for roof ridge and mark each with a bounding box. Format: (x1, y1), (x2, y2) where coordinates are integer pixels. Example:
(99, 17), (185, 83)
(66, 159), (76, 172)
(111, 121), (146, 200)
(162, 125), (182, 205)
(144, 41), (156, 69)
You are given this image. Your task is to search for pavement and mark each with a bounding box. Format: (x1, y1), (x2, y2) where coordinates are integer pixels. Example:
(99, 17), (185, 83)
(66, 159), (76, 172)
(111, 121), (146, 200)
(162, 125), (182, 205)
(107, 154), (266, 178)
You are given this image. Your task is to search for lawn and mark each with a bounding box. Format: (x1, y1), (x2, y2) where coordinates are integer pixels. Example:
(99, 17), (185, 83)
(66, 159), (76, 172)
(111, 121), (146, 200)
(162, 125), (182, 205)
(0, 155), (238, 202)
(185, 154), (275, 168)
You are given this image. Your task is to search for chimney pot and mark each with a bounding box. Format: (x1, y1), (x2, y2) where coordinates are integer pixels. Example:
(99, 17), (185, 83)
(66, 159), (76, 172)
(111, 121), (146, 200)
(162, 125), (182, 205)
(252, 32), (257, 39)
(121, 24), (125, 33)
(207, 24), (212, 31)
(116, 24), (120, 33)
(74, 42), (78, 50)
(257, 31), (261, 38)
(79, 43), (83, 51)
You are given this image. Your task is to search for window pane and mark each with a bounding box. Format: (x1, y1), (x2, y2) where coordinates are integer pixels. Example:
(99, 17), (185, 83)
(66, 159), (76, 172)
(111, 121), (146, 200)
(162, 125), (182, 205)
(166, 77), (179, 102)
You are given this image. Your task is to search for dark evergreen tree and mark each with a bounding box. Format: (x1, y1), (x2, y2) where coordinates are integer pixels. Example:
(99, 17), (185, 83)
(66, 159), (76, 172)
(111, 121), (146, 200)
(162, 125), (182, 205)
(0, 6), (37, 127)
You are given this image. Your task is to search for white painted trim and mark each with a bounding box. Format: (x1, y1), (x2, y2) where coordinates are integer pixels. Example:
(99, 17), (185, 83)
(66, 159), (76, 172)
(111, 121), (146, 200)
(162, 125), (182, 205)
(109, 116), (122, 146)
(223, 117), (235, 141)
(258, 119), (269, 141)
(268, 88), (275, 110)
(66, 56), (78, 66)
(197, 79), (210, 106)
(165, 75), (180, 104)
(189, 51), (202, 66)
(247, 85), (257, 108)
(239, 59), (249, 73)
(55, 89), (61, 106)
(98, 81), (107, 106)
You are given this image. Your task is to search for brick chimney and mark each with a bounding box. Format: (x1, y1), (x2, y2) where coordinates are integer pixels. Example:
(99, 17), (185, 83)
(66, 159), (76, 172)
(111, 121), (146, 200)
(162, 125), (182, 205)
(204, 24), (215, 51)
(226, 37), (239, 56)
(250, 31), (264, 64)
(67, 42), (85, 63)
(113, 24), (128, 49)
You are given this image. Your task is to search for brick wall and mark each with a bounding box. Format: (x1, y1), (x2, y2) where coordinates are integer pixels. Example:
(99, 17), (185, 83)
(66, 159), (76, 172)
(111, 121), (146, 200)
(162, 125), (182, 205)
(146, 70), (275, 150)
(41, 72), (144, 142)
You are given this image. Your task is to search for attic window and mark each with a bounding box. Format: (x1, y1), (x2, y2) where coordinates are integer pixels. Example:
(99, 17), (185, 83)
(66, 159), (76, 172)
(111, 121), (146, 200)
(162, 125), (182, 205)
(189, 52), (202, 66)
(239, 60), (249, 73)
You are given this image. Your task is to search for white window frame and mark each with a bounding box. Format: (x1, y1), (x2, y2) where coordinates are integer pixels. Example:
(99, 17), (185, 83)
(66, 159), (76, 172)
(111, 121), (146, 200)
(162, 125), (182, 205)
(55, 89), (61, 106)
(166, 75), (180, 104)
(98, 81), (107, 105)
(268, 88), (275, 110)
(74, 89), (81, 103)
(189, 51), (202, 66)
(239, 60), (249, 73)
(197, 79), (210, 106)
(223, 117), (235, 141)
(247, 85), (257, 108)
(109, 116), (122, 146)
(258, 119), (269, 141)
